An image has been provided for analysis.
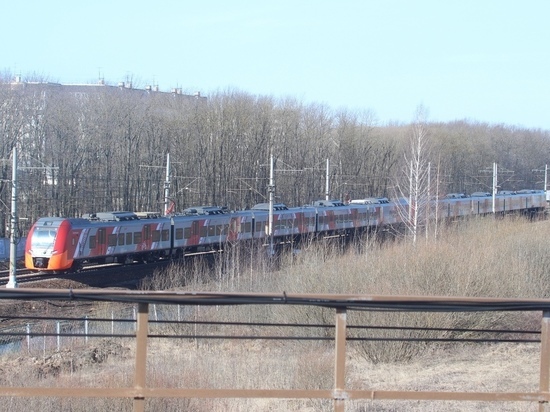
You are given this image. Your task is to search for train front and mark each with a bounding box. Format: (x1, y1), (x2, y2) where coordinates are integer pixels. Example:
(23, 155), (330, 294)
(25, 217), (75, 271)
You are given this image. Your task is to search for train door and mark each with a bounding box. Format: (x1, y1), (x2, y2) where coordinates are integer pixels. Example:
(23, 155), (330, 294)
(188, 220), (201, 247)
(69, 230), (82, 258)
(142, 224), (151, 250)
(96, 227), (107, 257)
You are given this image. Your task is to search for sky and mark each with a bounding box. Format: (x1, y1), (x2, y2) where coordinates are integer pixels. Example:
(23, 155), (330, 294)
(3, 0), (550, 130)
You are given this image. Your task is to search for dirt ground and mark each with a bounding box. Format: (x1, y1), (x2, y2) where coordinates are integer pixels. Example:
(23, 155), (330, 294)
(0, 278), (96, 327)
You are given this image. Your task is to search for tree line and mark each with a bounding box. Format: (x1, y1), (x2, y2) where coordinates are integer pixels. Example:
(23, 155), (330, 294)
(1, 75), (549, 236)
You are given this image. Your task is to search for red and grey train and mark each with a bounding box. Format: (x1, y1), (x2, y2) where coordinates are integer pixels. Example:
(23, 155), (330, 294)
(25, 191), (547, 273)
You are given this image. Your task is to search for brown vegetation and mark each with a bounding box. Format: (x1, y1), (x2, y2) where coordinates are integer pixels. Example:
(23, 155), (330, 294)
(0, 210), (547, 411)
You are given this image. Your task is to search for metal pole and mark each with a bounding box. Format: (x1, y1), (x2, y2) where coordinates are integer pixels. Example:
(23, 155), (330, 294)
(545, 165), (548, 202)
(492, 162), (497, 214)
(164, 153), (171, 215)
(7, 146), (18, 288)
(268, 153), (274, 255)
(325, 158), (330, 201)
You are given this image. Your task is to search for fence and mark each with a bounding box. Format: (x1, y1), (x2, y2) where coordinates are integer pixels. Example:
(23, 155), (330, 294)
(0, 288), (550, 411)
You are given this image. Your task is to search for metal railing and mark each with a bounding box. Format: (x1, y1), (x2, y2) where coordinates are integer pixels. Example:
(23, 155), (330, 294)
(0, 288), (550, 411)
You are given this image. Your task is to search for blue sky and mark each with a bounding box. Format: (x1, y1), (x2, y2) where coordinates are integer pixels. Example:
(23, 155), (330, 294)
(3, 0), (549, 130)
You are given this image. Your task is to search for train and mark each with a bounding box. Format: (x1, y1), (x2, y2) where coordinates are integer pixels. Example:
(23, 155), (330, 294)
(24, 190), (547, 273)
(0, 237), (26, 263)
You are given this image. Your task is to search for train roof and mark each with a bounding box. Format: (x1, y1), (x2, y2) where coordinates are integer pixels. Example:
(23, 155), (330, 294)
(350, 197), (390, 205)
(82, 211), (139, 221)
(252, 203), (289, 211)
(134, 212), (163, 219)
(313, 200), (345, 207)
(182, 206), (228, 215)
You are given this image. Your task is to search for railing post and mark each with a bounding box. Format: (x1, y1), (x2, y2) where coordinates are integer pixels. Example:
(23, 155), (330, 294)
(540, 310), (550, 411)
(56, 321), (60, 351)
(334, 307), (347, 412)
(134, 303), (149, 412)
(26, 323), (30, 353)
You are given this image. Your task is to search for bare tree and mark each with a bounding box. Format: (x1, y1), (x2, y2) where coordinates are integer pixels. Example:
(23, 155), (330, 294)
(394, 105), (432, 244)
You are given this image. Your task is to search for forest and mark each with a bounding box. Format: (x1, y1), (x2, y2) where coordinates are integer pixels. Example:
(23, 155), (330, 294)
(1, 75), (549, 237)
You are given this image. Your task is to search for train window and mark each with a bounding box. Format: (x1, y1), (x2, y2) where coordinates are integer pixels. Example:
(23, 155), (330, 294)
(89, 235), (96, 248)
(183, 228), (190, 239)
(255, 222), (263, 233)
(175, 228), (184, 240)
(208, 225), (215, 236)
(108, 234), (117, 247)
(200, 226), (207, 237)
(134, 232), (142, 244)
(161, 229), (169, 241)
(118, 233), (125, 245)
(152, 230), (160, 242)
(243, 222), (251, 233)
(126, 232), (132, 245)
(144, 225), (151, 241)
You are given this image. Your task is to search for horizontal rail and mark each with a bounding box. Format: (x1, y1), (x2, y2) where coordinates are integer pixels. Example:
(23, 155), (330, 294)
(1, 289), (550, 411)
(0, 387), (546, 402)
(3, 288), (550, 310)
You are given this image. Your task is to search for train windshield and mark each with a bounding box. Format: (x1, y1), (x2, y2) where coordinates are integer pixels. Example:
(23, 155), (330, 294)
(31, 228), (58, 248)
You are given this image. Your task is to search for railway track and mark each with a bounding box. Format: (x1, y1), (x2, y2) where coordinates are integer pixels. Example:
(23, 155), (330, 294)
(0, 249), (220, 289)
(0, 261), (173, 289)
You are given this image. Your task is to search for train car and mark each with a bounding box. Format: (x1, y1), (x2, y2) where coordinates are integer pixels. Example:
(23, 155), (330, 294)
(167, 206), (266, 253)
(250, 203), (308, 242)
(292, 206), (318, 237)
(515, 190), (547, 211)
(0, 237), (26, 262)
(435, 190), (546, 220)
(25, 212), (172, 272)
(171, 206), (239, 254)
(313, 200), (370, 235)
(227, 210), (256, 242)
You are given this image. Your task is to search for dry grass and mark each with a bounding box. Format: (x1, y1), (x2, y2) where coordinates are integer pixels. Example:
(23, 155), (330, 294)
(1, 216), (549, 411)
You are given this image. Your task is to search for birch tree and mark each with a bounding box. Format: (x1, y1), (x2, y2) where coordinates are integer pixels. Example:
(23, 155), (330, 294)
(394, 105), (432, 244)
